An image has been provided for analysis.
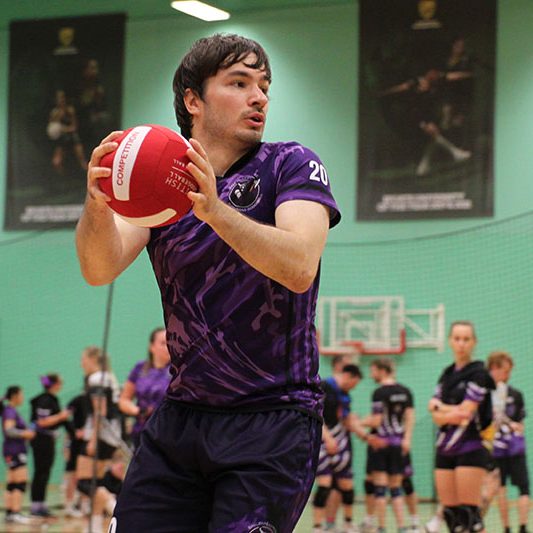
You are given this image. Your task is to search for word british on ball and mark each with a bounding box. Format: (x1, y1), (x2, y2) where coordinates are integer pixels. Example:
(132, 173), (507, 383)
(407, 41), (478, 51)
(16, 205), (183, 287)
(99, 124), (198, 228)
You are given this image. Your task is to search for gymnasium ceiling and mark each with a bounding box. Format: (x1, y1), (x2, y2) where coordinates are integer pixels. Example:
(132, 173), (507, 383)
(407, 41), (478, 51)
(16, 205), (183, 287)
(0, 0), (353, 22)
(128, 0), (354, 18)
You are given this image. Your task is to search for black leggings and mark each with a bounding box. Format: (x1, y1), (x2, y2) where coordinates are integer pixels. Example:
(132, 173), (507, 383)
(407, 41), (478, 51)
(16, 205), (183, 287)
(31, 434), (55, 502)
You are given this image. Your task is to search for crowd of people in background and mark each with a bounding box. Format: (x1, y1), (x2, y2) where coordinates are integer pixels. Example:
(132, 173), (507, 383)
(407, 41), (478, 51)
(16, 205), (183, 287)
(1, 320), (530, 532)
(0, 327), (171, 531)
(312, 320), (529, 533)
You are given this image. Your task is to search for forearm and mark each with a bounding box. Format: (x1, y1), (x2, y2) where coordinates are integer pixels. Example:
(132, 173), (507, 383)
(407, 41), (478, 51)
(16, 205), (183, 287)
(37, 413), (65, 427)
(76, 196), (124, 285)
(207, 201), (322, 293)
(361, 413), (382, 429)
(5, 427), (27, 438)
(348, 417), (369, 441)
(118, 398), (140, 416)
(76, 196), (148, 286)
(403, 409), (415, 443)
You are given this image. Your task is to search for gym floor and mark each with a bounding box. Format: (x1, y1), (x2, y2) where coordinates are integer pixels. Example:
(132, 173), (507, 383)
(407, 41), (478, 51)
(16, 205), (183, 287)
(0, 487), (524, 532)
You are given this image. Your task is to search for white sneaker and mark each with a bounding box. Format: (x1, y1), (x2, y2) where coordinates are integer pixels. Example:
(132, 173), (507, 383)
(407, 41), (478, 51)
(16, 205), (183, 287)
(344, 524), (361, 533)
(424, 515), (442, 533)
(359, 521), (377, 533)
(65, 503), (84, 518)
(7, 513), (33, 524)
(452, 148), (471, 162)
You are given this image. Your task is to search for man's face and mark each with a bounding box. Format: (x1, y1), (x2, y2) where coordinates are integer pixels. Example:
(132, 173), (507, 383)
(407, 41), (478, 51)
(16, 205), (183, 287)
(340, 374), (360, 392)
(370, 365), (383, 383)
(490, 361), (512, 384)
(193, 54), (270, 149)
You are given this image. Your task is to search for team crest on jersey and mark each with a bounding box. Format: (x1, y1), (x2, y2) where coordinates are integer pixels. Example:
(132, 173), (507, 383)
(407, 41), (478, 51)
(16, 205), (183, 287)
(248, 523), (277, 533)
(228, 176), (261, 210)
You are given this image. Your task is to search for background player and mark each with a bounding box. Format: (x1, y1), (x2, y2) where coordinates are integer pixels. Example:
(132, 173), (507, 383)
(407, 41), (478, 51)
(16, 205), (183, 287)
(428, 321), (494, 533)
(29, 373), (70, 518)
(312, 363), (367, 532)
(488, 351), (530, 533)
(118, 327), (170, 448)
(365, 357), (415, 533)
(1, 386), (35, 525)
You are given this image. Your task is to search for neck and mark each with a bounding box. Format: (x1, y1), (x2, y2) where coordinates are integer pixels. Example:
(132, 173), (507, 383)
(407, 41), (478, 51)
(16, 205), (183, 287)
(381, 377), (395, 385)
(454, 355), (470, 368)
(192, 133), (255, 176)
(152, 359), (168, 369)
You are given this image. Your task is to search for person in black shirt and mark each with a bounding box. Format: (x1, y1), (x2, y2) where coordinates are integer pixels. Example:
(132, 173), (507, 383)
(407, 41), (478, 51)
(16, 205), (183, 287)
(312, 364), (368, 532)
(366, 357), (414, 533)
(63, 384), (90, 518)
(29, 374), (70, 517)
(428, 321), (494, 533)
(487, 351), (529, 533)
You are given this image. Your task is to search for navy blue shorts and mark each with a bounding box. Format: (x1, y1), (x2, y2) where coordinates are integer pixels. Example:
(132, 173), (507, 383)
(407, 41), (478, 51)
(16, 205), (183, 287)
(112, 399), (322, 533)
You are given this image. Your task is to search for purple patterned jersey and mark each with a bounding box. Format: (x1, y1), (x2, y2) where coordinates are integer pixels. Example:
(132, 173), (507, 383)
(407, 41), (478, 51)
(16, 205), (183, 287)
(434, 361), (492, 456)
(147, 141), (340, 416)
(492, 384), (526, 458)
(2, 405), (28, 457)
(127, 360), (171, 434)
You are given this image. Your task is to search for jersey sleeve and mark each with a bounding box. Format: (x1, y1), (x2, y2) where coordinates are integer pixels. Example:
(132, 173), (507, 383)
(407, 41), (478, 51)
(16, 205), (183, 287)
(465, 370), (489, 404)
(433, 383), (442, 400)
(372, 388), (384, 414)
(406, 387), (414, 408)
(127, 361), (144, 385)
(514, 389), (526, 422)
(2, 406), (16, 423)
(274, 143), (341, 228)
(322, 381), (339, 428)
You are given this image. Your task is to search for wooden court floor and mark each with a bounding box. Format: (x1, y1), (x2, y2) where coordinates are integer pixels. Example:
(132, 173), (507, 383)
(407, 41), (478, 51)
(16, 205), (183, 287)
(0, 485), (524, 532)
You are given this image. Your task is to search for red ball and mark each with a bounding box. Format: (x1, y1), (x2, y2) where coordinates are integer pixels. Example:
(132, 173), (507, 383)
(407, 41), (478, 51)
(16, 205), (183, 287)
(99, 124), (197, 228)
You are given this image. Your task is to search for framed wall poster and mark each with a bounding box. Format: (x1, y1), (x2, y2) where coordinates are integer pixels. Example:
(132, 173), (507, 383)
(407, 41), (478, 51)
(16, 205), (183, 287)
(5, 13), (125, 229)
(357, 0), (496, 220)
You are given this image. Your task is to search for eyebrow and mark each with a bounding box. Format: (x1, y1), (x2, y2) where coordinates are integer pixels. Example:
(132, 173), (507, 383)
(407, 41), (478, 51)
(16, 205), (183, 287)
(225, 69), (271, 83)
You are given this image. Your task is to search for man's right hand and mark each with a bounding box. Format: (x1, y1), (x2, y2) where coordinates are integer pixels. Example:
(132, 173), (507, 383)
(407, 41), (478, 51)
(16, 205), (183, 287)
(86, 131), (123, 204)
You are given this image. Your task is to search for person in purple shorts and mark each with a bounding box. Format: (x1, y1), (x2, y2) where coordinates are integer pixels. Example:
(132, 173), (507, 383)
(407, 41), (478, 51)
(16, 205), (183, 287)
(76, 33), (340, 533)
(487, 351), (529, 533)
(428, 321), (495, 533)
(119, 327), (171, 448)
(1, 386), (36, 525)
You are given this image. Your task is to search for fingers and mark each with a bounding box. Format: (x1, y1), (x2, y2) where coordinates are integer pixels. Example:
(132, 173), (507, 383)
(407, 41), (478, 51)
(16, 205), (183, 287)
(186, 138), (211, 178)
(87, 133), (122, 202)
(188, 137), (207, 158)
(101, 130), (124, 144)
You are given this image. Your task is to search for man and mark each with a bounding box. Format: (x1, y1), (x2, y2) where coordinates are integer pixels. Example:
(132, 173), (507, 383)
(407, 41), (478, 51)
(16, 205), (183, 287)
(312, 364), (367, 533)
(76, 34), (340, 533)
(323, 354), (356, 530)
(488, 351), (529, 533)
(365, 358), (415, 533)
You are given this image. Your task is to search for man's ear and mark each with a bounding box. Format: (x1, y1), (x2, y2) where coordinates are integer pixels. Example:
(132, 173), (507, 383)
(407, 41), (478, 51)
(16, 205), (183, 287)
(183, 88), (202, 117)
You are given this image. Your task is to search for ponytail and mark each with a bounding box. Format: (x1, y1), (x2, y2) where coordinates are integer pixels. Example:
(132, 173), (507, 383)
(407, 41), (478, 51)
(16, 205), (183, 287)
(40, 374), (60, 390)
(1, 386), (21, 416)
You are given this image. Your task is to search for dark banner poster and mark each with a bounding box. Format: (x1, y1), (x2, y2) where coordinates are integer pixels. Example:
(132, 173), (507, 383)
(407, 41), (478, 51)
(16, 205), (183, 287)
(5, 13), (125, 229)
(357, 0), (496, 220)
